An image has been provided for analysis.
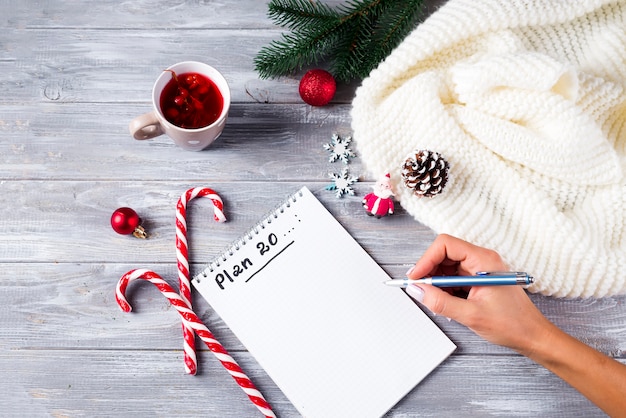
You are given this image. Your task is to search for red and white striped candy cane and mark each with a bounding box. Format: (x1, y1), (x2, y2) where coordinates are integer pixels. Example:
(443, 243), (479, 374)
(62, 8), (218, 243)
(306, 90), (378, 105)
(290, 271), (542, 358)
(116, 268), (276, 418)
(176, 187), (226, 375)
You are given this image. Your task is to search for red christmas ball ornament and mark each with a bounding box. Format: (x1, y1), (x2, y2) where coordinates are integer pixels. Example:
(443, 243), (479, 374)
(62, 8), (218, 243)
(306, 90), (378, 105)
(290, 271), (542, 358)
(298, 69), (336, 106)
(111, 207), (147, 239)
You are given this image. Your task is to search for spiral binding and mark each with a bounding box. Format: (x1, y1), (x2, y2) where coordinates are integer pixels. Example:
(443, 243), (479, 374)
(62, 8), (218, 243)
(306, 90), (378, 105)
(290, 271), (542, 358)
(196, 188), (304, 282)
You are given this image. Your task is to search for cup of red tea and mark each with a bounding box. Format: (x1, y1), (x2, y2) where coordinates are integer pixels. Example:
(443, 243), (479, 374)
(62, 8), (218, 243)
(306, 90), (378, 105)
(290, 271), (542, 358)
(129, 61), (230, 151)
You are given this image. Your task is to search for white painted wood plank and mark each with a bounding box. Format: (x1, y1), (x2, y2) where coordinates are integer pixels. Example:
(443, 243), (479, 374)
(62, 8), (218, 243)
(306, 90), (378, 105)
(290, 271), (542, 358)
(0, 350), (612, 417)
(0, 181), (434, 264)
(2, 0), (349, 30)
(0, 103), (360, 181)
(0, 29), (360, 104)
(1, 261), (624, 358)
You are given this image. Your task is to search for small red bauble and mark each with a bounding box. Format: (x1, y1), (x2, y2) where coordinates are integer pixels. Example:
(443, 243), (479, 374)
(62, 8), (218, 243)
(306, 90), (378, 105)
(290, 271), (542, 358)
(298, 69), (336, 106)
(111, 207), (147, 239)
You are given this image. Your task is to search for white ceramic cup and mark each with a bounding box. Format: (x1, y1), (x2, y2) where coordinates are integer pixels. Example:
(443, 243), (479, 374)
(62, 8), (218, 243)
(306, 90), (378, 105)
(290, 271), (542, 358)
(129, 61), (231, 151)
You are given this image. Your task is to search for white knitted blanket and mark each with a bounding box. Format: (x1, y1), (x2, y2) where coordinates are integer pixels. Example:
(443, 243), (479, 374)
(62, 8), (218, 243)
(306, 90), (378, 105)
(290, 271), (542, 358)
(351, 0), (626, 298)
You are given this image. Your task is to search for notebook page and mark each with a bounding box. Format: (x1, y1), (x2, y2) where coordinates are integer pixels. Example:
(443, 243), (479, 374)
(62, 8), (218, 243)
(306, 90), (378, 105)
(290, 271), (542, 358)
(193, 187), (455, 418)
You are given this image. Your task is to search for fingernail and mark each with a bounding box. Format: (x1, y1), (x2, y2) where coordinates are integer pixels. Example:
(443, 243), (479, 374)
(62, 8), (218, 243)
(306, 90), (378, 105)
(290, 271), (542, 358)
(406, 265), (415, 277)
(405, 284), (424, 303)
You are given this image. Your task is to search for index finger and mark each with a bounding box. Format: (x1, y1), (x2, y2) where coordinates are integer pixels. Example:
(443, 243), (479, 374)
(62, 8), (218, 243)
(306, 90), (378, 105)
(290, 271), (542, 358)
(407, 234), (505, 279)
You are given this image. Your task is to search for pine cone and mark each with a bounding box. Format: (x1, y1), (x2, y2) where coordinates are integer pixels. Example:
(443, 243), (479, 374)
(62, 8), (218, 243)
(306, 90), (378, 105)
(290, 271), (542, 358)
(401, 150), (449, 197)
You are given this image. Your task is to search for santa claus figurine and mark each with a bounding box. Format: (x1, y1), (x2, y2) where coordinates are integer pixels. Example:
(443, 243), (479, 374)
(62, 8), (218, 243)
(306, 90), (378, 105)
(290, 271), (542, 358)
(362, 173), (395, 218)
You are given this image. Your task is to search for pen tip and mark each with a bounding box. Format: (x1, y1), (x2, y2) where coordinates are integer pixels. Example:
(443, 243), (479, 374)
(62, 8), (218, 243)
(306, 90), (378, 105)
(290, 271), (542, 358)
(383, 280), (406, 287)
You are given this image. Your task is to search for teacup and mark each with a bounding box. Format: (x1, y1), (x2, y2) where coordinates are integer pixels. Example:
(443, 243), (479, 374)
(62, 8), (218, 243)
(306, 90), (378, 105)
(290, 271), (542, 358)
(129, 61), (231, 151)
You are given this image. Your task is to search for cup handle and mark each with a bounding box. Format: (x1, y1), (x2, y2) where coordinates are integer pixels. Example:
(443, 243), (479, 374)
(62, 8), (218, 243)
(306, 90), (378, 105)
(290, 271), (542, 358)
(129, 111), (164, 140)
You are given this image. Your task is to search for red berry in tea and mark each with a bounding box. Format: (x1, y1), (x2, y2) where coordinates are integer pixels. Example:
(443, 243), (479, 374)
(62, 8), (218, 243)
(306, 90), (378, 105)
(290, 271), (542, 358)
(160, 71), (224, 129)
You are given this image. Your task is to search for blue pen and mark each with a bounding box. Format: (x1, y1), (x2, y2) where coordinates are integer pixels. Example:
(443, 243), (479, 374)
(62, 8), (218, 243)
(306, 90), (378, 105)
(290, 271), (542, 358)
(383, 271), (534, 288)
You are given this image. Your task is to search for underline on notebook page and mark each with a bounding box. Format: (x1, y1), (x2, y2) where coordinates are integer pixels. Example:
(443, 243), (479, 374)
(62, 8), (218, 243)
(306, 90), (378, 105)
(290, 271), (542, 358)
(246, 240), (295, 283)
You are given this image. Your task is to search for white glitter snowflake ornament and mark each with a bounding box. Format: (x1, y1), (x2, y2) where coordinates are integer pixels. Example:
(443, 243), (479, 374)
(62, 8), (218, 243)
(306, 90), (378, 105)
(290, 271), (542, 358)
(326, 167), (359, 198)
(323, 133), (356, 164)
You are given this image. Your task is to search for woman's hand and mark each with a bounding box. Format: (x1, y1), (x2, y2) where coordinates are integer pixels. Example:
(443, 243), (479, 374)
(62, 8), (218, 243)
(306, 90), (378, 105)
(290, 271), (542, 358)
(406, 234), (626, 417)
(405, 234), (553, 354)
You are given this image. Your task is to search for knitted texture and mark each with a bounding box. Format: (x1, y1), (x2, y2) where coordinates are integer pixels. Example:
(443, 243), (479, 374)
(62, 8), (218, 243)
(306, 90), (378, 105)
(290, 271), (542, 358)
(351, 0), (626, 298)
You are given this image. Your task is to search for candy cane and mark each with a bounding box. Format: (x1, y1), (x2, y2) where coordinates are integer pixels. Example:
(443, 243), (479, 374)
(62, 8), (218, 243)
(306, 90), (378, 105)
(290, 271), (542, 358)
(116, 268), (276, 418)
(176, 187), (226, 375)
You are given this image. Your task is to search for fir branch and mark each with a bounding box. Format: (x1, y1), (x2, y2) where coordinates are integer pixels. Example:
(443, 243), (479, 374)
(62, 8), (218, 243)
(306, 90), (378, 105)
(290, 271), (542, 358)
(329, 7), (374, 81)
(254, 25), (344, 80)
(336, 0), (388, 21)
(369, 0), (424, 66)
(255, 0), (426, 82)
(267, 0), (339, 31)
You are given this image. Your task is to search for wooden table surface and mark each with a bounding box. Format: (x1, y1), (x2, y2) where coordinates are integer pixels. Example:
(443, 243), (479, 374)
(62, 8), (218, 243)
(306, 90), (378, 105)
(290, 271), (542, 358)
(2, 1), (624, 416)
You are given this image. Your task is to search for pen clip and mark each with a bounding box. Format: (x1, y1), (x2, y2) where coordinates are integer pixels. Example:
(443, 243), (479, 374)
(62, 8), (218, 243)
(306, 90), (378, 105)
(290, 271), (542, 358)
(475, 271), (528, 278)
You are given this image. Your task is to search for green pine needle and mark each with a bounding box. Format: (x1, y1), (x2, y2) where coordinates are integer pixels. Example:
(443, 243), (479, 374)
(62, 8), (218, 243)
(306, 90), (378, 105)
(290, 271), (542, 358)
(254, 0), (425, 82)
(267, 0), (339, 31)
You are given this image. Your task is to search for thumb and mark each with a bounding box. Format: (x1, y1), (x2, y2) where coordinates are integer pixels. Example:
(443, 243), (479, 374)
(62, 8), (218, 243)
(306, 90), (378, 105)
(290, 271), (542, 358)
(406, 284), (471, 320)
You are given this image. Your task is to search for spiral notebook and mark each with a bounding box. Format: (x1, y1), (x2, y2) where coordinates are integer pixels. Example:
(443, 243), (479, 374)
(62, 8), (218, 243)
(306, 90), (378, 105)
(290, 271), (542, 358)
(192, 186), (455, 418)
